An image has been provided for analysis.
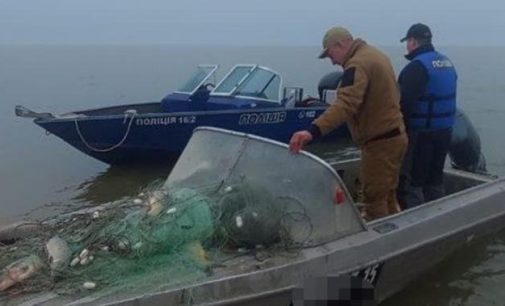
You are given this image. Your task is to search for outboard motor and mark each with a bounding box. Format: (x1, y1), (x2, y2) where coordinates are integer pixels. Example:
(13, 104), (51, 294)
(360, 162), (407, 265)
(286, 71), (344, 108)
(317, 71), (343, 100)
(449, 109), (487, 173)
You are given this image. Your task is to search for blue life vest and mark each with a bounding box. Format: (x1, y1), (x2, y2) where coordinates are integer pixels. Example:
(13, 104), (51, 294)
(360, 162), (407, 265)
(410, 51), (457, 130)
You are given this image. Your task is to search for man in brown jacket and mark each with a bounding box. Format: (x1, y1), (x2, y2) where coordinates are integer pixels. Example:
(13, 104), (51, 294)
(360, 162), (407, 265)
(289, 26), (408, 220)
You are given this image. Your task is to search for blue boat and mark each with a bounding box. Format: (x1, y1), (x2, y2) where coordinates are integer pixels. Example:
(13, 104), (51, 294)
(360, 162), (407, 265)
(15, 64), (345, 165)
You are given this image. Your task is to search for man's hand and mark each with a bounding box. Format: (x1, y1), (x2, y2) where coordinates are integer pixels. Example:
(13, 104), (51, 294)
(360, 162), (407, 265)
(289, 130), (313, 153)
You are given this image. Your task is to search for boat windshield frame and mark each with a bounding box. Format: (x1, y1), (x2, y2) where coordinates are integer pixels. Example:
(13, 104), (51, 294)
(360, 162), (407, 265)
(173, 64), (219, 95)
(211, 64), (283, 103)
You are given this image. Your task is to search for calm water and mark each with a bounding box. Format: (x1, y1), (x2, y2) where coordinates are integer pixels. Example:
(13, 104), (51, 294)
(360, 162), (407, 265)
(1, 45), (505, 304)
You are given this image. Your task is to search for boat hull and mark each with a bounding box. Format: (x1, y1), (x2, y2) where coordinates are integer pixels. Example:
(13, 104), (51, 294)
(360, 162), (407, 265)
(61, 178), (504, 306)
(35, 106), (345, 164)
(144, 173), (504, 306)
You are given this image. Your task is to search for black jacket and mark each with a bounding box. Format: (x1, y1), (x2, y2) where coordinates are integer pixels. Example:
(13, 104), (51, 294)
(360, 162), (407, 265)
(398, 44), (435, 130)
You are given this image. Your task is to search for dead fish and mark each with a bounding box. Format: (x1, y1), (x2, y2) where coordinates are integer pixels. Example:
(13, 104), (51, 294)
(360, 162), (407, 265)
(147, 201), (164, 217)
(46, 235), (72, 272)
(185, 241), (209, 267)
(0, 221), (41, 244)
(0, 255), (44, 291)
(146, 191), (166, 217)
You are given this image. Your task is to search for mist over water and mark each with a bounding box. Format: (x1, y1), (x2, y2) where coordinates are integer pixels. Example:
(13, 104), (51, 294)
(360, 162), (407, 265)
(1, 44), (504, 304)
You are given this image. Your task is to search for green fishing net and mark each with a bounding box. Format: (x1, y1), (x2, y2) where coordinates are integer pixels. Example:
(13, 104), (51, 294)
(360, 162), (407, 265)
(0, 180), (312, 298)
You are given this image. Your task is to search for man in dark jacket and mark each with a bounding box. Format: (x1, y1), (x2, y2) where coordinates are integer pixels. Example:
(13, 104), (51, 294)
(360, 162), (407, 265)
(397, 23), (458, 208)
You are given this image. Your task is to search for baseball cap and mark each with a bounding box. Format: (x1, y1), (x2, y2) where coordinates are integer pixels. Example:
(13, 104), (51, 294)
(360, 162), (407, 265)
(400, 23), (432, 42)
(318, 26), (353, 59)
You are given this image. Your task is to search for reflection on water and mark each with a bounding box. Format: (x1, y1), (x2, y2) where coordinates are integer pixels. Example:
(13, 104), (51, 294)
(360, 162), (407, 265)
(72, 162), (176, 205)
(21, 162), (176, 220)
(382, 229), (505, 305)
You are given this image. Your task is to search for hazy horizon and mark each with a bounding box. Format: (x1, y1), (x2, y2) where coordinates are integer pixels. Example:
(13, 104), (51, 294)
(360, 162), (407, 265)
(2, 43), (505, 48)
(2, 1), (505, 46)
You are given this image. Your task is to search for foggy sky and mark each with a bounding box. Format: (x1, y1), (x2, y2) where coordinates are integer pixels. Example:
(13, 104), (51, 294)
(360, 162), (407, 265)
(1, 0), (504, 46)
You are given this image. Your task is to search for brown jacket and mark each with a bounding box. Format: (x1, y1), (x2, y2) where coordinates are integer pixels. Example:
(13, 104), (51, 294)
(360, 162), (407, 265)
(313, 39), (405, 146)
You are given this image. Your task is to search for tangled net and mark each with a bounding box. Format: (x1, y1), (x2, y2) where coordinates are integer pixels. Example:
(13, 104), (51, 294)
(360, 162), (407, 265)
(0, 180), (313, 298)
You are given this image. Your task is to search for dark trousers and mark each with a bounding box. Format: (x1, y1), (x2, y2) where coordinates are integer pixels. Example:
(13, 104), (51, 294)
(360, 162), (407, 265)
(398, 128), (452, 209)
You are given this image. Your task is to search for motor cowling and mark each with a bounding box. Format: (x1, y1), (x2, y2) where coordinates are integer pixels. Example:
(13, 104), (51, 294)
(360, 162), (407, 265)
(317, 71), (343, 100)
(449, 109), (487, 173)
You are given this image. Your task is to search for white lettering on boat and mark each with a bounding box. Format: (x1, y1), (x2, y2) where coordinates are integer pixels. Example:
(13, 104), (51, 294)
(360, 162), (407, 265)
(298, 110), (317, 119)
(238, 112), (287, 125)
(135, 116), (196, 126)
(305, 111), (316, 118)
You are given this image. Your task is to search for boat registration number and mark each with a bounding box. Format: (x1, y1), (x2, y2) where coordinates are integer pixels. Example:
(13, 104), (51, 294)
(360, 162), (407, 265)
(351, 263), (383, 286)
(136, 116), (197, 126)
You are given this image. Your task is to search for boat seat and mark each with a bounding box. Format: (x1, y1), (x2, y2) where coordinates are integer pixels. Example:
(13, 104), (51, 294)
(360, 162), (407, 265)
(295, 97), (327, 107)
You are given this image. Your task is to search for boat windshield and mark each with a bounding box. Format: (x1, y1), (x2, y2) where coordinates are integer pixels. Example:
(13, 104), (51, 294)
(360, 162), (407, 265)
(165, 127), (366, 246)
(176, 65), (218, 94)
(212, 65), (255, 95)
(212, 65), (282, 102)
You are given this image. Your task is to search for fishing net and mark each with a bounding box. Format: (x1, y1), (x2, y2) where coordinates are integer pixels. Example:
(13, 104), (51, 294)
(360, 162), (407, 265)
(0, 179), (313, 298)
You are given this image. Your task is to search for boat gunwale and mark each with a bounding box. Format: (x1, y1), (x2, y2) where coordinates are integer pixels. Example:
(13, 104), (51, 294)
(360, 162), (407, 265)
(34, 105), (328, 124)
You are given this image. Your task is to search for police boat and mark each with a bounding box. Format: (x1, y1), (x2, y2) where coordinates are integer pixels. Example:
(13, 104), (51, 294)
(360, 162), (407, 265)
(5, 127), (505, 305)
(15, 64), (344, 165)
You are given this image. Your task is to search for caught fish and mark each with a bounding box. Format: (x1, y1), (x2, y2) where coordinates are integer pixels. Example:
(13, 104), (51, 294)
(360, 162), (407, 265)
(185, 241), (209, 267)
(147, 202), (164, 217)
(0, 221), (41, 244)
(46, 235), (72, 273)
(0, 255), (44, 291)
(146, 190), (166, 217)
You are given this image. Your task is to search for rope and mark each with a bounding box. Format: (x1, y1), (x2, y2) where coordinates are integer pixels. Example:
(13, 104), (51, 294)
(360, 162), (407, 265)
(74, 109), (137, 153)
